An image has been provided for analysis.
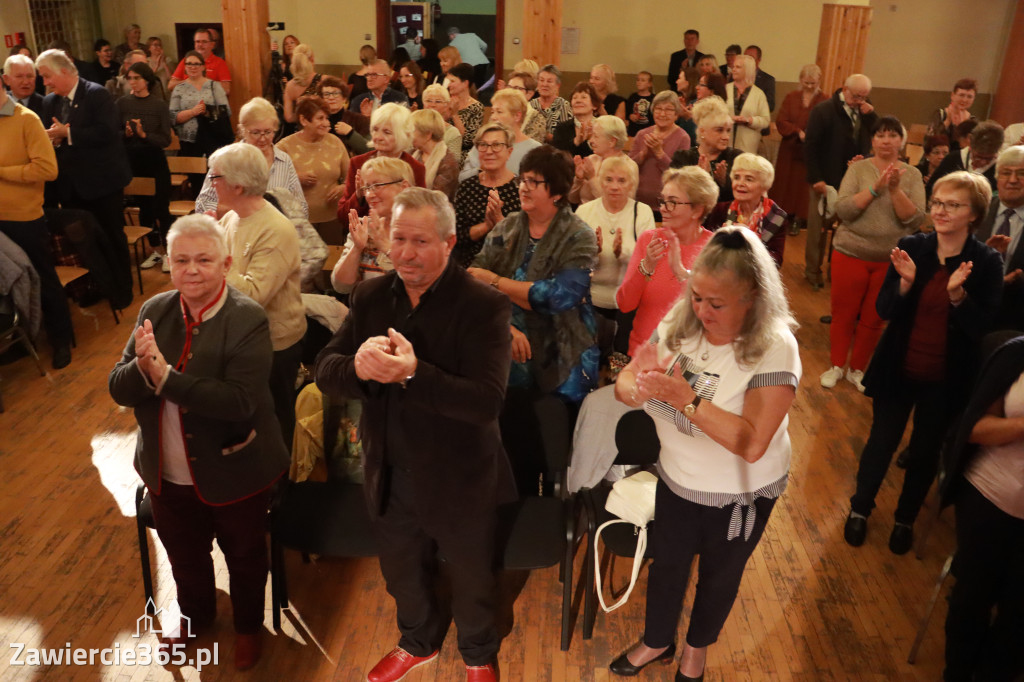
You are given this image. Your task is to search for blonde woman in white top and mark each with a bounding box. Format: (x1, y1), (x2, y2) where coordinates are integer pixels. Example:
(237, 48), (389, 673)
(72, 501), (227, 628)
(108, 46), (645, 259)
(725, 55), (769, 155)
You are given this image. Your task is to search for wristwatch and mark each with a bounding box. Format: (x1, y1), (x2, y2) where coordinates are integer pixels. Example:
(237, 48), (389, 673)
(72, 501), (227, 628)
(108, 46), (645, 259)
(683, 395), (702, 418)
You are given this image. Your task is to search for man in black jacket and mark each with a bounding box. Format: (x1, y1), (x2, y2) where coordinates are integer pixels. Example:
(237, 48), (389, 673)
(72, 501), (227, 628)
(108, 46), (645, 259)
(3, 54), (44, 117)
(976, 144), (1024, 329)
(803, 73), (877, 288)
(668, 29), (704, 93)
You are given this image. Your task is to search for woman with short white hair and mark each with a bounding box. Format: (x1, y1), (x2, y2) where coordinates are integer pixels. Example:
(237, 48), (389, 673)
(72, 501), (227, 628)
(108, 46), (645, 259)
(630, 90), (691, 212)
(194, 96), (307, 218)
(409, 108), (460, 199)
(570, 115), (637, 204)
(704, 152), (788, 267)
(459, 88), (541, 181)
(725, 55), (770, 155)
(671, 96), (742, 204)
(421, 83), (463, 160)
(576, 155), (655, 354)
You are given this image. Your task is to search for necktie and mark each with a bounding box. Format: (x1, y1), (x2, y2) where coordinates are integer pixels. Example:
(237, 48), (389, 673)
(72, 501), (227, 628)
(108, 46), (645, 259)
(850, 108), (861, 140)
(997, 208), (1014, 237)
(59, 96), (71, 123)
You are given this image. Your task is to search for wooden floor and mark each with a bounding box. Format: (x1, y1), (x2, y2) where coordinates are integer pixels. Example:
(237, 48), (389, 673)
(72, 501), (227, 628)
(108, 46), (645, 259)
(0, 231), (955, 681)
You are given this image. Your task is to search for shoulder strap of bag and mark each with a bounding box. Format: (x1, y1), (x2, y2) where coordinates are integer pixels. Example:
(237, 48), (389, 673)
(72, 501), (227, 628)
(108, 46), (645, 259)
(633, 200), (639, 241)
(593, 518), (647, 613)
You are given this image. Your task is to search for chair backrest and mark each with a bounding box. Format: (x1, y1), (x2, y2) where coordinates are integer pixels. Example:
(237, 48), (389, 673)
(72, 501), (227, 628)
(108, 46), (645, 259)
(125, 177), (156, 197)
(167, 156), (209, 175)
(532, 393), (572, 474)
(613, 410), (660, 467)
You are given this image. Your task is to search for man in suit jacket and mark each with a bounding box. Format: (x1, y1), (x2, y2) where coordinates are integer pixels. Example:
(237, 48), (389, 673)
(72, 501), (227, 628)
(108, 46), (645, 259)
(349, 59), (409, 114)
(976, 145), (1024, 330)
(3, 54), (44, 117)
(803, 73), (877, 288)
(315, 188), (512, 682)
(925, 120), (1004, 198)
(36, 48), (134, 308)
(720, 44), (741, 81)
(745, 45), (776, 112)
(668, 29), (704, 93)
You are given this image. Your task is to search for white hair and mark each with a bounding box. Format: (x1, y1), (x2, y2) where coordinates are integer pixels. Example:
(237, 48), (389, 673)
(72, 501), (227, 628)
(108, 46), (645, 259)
(167, 214), (228, 258)
(208, 143), (270, 197)
(392, 187), (456, 239)
(4, 54), (34, 74)
(35, 49), (76, 76)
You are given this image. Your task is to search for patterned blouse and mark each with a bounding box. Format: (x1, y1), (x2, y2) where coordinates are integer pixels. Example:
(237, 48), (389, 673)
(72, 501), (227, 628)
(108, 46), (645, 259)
(457, 100), (485, 154)
(453, 175), (521, 267)
(168, 79), (230, 143)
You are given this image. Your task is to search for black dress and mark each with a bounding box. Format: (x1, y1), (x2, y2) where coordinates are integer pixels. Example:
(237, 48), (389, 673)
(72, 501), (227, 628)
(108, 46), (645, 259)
(670, 147), (743, 204)
(601, 93), (625, 118)
(453, 175), (521, 267)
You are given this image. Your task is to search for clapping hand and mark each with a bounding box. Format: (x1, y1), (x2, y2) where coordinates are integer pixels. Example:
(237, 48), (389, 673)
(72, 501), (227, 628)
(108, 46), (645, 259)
(890, 247), (916, 293)
(353, 329), (417, 383)
(573, 155), (588, 180)
(484, 190), (504, 230)
(948, 261), (973, 297)
(886, 164), (905, 191)
(359, 97), (373, 118)
(986, 234), (1011, 254)
(134, 319), (168, 387)
(349, 209), (370, 249)
(612, 227), (623, 258)
(47, 118), (69, 144)
(643, 230), (670, 271)
(664, 229), (690, 282)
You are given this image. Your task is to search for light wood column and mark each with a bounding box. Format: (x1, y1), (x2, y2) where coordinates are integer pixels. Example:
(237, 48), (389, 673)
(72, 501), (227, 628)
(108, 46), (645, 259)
(991, 0), (1024, 125)
(522, 0), (562, 67)
(815, 4), (873, 95)
(221, 0), (270, 125)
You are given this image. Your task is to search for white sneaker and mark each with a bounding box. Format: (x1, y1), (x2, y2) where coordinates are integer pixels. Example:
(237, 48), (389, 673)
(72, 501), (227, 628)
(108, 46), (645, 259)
(846, 369), (866, 393)
(140, 252), (162, 269)
(161, 257), (171, 273)
(820, 366), (844, 388)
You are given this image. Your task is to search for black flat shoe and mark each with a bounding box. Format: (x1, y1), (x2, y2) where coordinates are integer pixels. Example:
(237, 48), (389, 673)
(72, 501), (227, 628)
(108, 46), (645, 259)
(889, 523), (914, 555)
(844, 513), (867, 547)
(676, 669), (704, 682)
(609, 642), (676, 676)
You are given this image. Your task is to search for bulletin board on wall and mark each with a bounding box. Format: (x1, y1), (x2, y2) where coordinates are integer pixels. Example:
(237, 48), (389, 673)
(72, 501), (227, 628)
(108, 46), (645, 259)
(391, 2), (431, 51)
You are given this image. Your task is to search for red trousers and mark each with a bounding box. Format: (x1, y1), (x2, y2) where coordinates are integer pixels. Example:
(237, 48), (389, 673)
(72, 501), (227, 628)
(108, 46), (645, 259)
(829, 251), (888, 370)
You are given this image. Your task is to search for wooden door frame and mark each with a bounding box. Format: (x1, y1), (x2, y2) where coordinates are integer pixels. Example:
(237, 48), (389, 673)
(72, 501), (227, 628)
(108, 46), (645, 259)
(376, 0), (504, 77)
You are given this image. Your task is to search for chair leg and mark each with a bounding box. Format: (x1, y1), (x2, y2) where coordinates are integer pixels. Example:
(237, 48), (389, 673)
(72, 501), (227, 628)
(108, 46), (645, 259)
(907, 553), (954, 664)
(109, 301), (120, 325)
(560, 498), (575, 651)
(135, 488), (155, 614)
(582, 497), (597, 640)
(133, 240), (145, 296)
(14, 327), (46, 377)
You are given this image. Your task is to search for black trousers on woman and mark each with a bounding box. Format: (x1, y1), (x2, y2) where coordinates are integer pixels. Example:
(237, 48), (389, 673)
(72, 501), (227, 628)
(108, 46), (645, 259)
(944, 481), (1024, 682)
(850, 378), (957, 524)
(643, 479), (776, 649)
(125, 144), (172, 247)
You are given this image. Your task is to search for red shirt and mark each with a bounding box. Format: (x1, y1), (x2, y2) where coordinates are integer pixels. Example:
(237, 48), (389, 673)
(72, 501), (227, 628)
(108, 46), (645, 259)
(172, 54), (231, 82)
(904, 268), (950, 381)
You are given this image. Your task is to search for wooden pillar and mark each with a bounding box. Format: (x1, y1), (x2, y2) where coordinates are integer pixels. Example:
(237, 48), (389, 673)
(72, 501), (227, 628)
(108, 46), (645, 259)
(221, 0), (269, 125)
(522, 0), (562, 67)
(991, 0), (1024, 125)
(815, 4), (872, 95)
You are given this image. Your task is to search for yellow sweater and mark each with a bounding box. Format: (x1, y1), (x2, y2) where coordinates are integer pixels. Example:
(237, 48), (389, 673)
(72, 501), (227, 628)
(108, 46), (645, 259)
(0, 100), (58, 222)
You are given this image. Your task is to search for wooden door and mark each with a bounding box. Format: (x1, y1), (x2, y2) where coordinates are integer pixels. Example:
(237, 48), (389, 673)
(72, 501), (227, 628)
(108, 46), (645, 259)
(816, 4), (873, 95)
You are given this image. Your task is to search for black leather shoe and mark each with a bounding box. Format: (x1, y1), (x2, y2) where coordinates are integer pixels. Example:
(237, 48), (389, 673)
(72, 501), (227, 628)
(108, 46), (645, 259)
(889, 523), (914, 555)
(895, 447), (912, 469)
(52, 344), (71, 370)
(676, 669), (704, 682)
(844, 513), (867, 547)
(609, 643), (676, 676)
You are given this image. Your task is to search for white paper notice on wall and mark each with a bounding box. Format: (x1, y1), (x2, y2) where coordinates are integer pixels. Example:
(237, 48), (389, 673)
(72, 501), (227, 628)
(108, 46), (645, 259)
(397, 15), (407, 23)
(412, 13), (421, 20)
(561, 27), (580, 54)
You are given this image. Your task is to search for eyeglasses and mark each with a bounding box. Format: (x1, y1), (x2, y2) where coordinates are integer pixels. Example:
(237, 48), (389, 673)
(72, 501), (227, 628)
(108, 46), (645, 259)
(476, 141), (509, 152)
(928, 199), (968, 213)
(657, 197), (695, 211)
(245, 129), (276, 139)
(365, 72), (387, 79)
(321, 90), (343, 98)
(185, 61), (204, 67)
(519, 177), (548, 190)
(358, 179), (402, 196)
(508, 85), (528, 92)
(653, 106), (677, 114)
(998, 168), (1024, 181)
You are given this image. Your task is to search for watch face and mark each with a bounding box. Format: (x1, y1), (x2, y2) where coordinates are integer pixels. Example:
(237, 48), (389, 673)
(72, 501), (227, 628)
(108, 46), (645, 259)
(683, 403), (695, 417)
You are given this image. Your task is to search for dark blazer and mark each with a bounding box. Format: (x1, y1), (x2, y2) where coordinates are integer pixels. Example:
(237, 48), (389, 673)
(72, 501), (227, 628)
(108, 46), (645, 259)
(754, 69), (776, 112)
(314, 260), (516, 527)
(12, 91), (44, 118)
(863, 231), (1003, 401)
(41, 77), (131, 201)
(670, 146), (743, 203)
(976, 197), (1024, 330)
(667, 49), (704, 92)
(348, 88), (409, 112)
(925, 149), (998, 198)
(551, 118), (591, 158)
(108, 286), (288, 505)
(804, 88), (878, 189)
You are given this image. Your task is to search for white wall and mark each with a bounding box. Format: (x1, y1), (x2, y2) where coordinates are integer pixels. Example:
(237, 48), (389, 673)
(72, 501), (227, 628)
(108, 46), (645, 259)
(0, 0), (35, 53)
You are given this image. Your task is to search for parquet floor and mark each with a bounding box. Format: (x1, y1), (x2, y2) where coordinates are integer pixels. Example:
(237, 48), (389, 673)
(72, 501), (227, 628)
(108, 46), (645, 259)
(0, 230), (954, 681)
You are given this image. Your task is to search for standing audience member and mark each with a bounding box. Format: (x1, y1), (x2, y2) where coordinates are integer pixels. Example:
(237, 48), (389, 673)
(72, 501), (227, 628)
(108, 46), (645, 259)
(37, 48), (134, 309)
(316, 187), (512, 682)
(468, 145), (599, 405)
(317, 77), (370, 156)
(117, 62), (173, 271)
(108, 214), (288, 672)
(3, 54), (43, 117)
(926, 120), (1004, 197)
(696, 72), (727, 102)
(446, 27), (490, 86)
(704, 153), (787, 267)
(975, 145), (1024, 330)
(397, 61), (425, 111)
(843, 171), (1002, 554)
(460, 89), (541, 181)
(445, 63), (484, 155)
(210, 143), (306, 448)
(917, 135), (950, 187)
(590, 64), (625, 119)
(531, 65), (573, 141)
(108, 50), (165, 101)
(409, 108), (460, 200)
(421, 83), (464, 160)
(668, 29), (704, 91)
(416, 38), (441, 83)
(169, 29), (231, 95)
(506, 72), (547, 144)
(803, 73), (877, 289)
(697, 55), (718, 77)
(719, 44), (741, 81)
(609, 225), (800, 682)
(349, 59), (408, 114)
(431, 46), (461, 87)
(168, 50), (231, 161)
(551, 82), (601, 158)
(821, 116), (926, 392)
(744, 45), (775, 112)
(939, 333), (1024, 682)
(569, 115), (636, 205)
(46, 39), (91, 79)
(453, 123), (521, 267)
(725, 55), (769, 155)
(281, 45), (323, 125)
(626, 71), (656, 138)
(146, 37), (172, 92)
(0, 74), (72, 368)
(276, 96), (350, 244)
(631, 91), (691, 213)
(927, 78), (978, 148)
(87, 39), (120, 86)
(772, 64), (828, 235)
(113, 24), (146, 64)
(671, 95), (742, 204)
(575, 156), (655, 354)
(348, 45), (376, 100)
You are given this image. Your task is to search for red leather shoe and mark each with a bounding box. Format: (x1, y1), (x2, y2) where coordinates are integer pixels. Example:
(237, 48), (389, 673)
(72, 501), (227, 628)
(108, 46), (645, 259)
(367, 647), (439, 682)
(466, 663), (498, 682)
(234, 632), (262, 670)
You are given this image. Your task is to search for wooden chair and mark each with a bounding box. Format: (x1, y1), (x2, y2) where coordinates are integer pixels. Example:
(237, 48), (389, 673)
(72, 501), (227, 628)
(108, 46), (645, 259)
(0, 294), (48, 412)
(55, 264), (118, 325)
(167, 156), (208, 217)
(123, 177), (156, 295)
(908, 124), (929, 146)
(905, 143), (925, 167)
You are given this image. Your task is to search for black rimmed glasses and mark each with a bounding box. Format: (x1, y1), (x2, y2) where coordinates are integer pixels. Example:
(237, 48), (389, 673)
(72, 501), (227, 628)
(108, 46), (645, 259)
(358, 179), (402, 196)
(928, 199), (968, 213)
(657, 197), (694, 211)
(476, 141), (509, 152)
(519, 177), (548, 190)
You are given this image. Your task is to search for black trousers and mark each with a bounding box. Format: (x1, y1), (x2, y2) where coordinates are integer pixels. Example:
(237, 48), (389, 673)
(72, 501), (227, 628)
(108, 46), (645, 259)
(125, 144), (172, 246)
(0, 217), (74, 347)
(594, 305), (634, 356)
(60, 187), (134, 307)
(944, 481), (1024, 682)
(373, 467), (499, 665)
(850, 378), (955, 524)
(270, 339), (303, 450)
(643, 480), (776, 649)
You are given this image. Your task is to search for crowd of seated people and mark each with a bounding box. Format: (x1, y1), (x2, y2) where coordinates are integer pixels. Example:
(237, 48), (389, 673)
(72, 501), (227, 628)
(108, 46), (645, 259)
(6, 22), (1024, 682)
